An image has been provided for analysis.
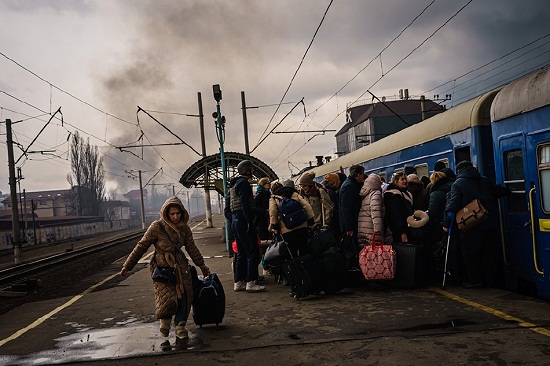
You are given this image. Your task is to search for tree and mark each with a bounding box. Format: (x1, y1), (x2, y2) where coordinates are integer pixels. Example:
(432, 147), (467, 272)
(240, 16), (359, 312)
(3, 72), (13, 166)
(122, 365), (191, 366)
(66, 131), (105, 216)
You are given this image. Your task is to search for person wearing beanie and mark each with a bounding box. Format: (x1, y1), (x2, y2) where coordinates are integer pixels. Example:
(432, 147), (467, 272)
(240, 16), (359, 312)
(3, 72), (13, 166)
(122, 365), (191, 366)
(441, 167), (456, 180)
(299, 172), (334, 229)
(227, 160), (266, 293)
(269, 178), (315, 257)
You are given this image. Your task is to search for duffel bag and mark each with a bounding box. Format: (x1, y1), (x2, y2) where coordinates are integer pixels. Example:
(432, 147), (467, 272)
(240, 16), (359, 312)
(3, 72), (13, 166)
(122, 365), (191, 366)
(263, 235), (292, 266)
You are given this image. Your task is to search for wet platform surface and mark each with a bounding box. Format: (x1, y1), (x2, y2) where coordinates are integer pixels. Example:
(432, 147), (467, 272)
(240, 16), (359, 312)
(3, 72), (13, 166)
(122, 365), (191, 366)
(0, 214), (549, 365)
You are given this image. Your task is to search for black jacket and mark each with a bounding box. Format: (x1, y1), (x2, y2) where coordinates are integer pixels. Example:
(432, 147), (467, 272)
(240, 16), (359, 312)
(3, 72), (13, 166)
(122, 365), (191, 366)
(443, 166), (497, 231)
(427, 177), (453, 226)
(254, 189), (271, 240)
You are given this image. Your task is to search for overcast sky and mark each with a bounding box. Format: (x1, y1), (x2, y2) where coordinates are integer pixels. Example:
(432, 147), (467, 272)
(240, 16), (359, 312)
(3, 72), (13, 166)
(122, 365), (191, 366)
(1, 0), (550, 199)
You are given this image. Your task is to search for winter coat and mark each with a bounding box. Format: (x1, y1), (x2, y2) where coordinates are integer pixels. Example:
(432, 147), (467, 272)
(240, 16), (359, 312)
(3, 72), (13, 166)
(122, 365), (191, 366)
(254, 187), (271, 240)
(358, 174), (386, 247)
(123, 196), (206, 320)
(299, 184), (334, 227)
(407, 179), (428, 211)
(427, 177), (453, 226)
(269, 187), (315, 235)
(339, 175), (363, 233)
(384, 184), (414, 242)
(443, 166), (498, 232)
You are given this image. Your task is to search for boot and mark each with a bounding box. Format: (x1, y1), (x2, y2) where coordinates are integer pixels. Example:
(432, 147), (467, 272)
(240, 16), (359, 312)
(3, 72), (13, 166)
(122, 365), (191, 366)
(159, 318), (171, 337)
(175, 321), (188, 341)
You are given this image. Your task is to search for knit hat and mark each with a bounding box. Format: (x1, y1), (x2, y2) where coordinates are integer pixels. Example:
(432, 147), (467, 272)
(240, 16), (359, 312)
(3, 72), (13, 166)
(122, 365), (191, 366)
(237, 160), (254, 175)
(324, 173), (340, 188)
(299, 172), (315, 186)
(441, 168), (456, 180)
(283, 179), (296, 188)
(258, 177), (270, 186)
(456, 160), (473, 173)
(271, 181), (283, 193)
(434, 161), (446, 172)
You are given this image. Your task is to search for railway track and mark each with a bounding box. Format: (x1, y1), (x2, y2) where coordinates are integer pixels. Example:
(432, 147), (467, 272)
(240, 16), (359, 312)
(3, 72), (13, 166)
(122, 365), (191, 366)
(0, 231), (144, 297)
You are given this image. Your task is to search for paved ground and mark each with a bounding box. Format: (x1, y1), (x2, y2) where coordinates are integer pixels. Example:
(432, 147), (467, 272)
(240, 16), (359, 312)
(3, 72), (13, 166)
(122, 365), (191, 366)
(0, 214), (549, 365)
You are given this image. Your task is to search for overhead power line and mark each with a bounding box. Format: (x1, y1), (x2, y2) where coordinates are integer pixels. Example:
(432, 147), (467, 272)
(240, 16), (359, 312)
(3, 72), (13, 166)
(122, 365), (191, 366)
(253, 0), (334, 152)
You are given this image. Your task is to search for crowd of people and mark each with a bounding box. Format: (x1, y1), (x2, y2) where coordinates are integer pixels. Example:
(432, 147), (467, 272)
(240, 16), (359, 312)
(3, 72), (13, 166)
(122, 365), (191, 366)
(118, 159), (508, 345)
(226, 159), (508, 294)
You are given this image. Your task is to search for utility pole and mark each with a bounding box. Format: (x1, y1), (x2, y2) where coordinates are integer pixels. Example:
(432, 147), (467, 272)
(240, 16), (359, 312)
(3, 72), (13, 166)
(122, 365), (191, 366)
(198, 92), (213, 228)
(6, 119), (22, 265)
(138, 170), (146, 230)
(241, 91), (250, 155)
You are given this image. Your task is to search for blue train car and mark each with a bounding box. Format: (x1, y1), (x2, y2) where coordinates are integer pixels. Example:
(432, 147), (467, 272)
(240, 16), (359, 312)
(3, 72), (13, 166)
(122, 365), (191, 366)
(308, 88), (499, 183)
(490, 66), (550, 300)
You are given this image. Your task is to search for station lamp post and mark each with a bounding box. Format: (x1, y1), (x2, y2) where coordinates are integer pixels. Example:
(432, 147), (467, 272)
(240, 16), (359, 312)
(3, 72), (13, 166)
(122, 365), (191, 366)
(212, 84), (229, 251)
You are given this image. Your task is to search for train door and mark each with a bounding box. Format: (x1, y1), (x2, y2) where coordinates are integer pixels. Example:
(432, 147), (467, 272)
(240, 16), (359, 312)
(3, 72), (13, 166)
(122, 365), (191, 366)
(527, 134), (550, 300)
(497, 135), (533, 291)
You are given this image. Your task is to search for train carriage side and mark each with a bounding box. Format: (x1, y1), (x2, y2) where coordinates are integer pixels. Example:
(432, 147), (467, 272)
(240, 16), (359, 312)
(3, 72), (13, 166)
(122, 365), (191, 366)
(308, 89), (499, 184)
(491, 66), (550, 300)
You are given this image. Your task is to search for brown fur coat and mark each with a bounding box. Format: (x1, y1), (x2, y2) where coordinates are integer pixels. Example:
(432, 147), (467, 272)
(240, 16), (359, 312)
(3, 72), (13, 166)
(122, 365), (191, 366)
(123, 196), (205, 320)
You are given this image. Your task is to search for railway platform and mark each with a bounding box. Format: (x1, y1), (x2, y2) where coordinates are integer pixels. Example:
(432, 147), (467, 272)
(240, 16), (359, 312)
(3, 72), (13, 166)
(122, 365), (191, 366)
(0, 213), (549, 365)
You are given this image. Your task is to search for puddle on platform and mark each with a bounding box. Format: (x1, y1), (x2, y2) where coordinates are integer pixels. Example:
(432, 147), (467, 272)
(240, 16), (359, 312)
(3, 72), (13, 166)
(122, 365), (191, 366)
(0, 322), (209, 366)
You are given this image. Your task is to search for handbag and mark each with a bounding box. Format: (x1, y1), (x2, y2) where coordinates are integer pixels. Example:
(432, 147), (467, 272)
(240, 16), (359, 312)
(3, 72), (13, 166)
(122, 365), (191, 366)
(152, 265), (177, 284)
(358, 232), (396, 280)
(338, 233), (359, 270)
(455, 198), (489, 232)
(263, 235), (292, 266)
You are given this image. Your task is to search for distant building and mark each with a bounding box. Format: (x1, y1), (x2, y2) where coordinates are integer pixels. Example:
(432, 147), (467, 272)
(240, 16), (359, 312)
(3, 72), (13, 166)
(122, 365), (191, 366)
(1, 189), (76, 218)
(335, 97), (446, 156)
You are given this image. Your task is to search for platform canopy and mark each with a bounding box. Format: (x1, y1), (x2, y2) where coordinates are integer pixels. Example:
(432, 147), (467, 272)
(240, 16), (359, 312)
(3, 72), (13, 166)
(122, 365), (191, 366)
(179, 152), (278, 195)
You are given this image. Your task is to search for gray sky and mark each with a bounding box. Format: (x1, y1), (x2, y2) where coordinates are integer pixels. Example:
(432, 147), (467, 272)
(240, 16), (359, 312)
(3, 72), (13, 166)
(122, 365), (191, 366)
(2, 0), (550, 199)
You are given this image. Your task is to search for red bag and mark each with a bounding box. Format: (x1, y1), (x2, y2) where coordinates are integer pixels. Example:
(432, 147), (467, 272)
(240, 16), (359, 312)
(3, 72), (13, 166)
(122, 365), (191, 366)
(358, 232), (396, 280)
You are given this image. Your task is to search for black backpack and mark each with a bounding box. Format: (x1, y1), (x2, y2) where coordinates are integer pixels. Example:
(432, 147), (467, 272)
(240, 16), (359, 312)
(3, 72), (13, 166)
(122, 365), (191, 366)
(276, 196), (308, 229)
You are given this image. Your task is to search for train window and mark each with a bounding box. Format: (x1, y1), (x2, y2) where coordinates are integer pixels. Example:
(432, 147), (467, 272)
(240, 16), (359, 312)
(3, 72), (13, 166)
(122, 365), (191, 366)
(415, 163), (428, 179)
(538, 144), (550, 212)
(379, 172), (387, 183)
(504, 149), (527, 213)
(454, 147), (470, 166)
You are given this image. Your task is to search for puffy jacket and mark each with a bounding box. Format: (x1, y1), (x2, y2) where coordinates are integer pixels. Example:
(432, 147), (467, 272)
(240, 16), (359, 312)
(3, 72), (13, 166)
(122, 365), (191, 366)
(254, 187), (271, 240)
(123, 196), (206, 320)
(269, 187), (315, 235)
(358, 174), (386, 247)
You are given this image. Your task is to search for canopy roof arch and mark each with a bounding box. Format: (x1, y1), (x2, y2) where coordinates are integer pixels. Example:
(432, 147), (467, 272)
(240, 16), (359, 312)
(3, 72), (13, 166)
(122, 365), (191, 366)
(179, 152), (278, 195)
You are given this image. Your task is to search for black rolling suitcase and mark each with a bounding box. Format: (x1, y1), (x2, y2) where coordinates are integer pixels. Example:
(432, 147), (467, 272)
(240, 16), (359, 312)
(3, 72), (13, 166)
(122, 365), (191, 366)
(192, 271), (225, 327)
(389, 243), (422, 289)
(282, 254), (323, 299)
(315, 247), (347, 294)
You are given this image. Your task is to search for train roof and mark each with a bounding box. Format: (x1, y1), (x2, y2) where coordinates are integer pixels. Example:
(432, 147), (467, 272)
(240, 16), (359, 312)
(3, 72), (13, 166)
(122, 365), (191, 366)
(491, 65), (550, 122)
(307, 89), (500, 178)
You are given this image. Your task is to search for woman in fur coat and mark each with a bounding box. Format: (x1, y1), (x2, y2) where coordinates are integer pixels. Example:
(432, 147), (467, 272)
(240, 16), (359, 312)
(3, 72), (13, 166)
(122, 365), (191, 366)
(120, 196), (210, 345)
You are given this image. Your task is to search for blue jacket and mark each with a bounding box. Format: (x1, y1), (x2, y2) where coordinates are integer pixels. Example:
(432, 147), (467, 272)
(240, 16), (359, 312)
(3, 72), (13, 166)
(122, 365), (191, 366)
(339, 175), (362, 233)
